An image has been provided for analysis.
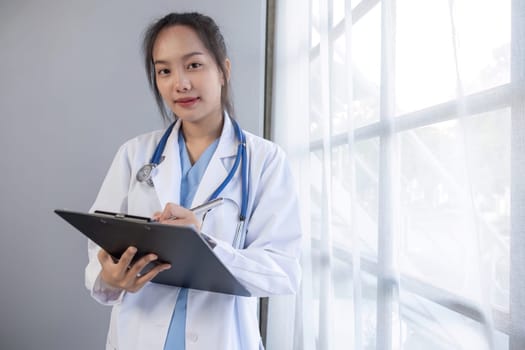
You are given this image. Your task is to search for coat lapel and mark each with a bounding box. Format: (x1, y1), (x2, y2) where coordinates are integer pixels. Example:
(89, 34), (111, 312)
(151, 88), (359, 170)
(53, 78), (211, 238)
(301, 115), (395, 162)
(192, 116), (238, 207)
(151, 120), (182, 207)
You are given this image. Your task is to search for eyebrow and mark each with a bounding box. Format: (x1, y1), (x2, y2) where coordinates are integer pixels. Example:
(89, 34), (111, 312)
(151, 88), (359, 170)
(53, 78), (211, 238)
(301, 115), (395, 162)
(153, 51), (205, 65)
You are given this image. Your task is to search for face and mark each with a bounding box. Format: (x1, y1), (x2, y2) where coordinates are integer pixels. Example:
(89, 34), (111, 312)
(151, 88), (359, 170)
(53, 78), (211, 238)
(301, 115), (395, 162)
(152, 25), (230, 124)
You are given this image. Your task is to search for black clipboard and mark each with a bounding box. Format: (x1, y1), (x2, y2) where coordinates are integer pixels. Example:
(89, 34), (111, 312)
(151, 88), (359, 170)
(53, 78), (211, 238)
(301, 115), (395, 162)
(55, 209), (250, 296)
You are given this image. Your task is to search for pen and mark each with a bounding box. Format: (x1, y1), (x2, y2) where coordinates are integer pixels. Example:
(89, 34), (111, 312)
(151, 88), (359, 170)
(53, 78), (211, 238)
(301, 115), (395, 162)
(159, 198), (224, 221)
(189, 197), (224, 215)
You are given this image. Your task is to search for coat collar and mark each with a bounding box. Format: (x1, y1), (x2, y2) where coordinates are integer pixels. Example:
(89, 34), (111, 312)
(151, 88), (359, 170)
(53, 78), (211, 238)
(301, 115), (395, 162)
(152, 115), (239, 209)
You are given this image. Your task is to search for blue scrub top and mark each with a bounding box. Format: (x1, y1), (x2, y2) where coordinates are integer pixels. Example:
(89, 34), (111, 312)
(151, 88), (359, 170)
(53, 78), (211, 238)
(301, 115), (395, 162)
(163, 129), (220, 350)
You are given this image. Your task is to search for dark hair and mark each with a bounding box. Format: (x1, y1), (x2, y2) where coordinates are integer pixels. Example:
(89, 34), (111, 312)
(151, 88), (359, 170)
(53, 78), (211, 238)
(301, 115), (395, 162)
(142, 12), (234, 122)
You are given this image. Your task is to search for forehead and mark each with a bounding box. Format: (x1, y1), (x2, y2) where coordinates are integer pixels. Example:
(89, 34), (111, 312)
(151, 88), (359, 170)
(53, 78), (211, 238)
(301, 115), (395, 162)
(152, 25), (210, 61)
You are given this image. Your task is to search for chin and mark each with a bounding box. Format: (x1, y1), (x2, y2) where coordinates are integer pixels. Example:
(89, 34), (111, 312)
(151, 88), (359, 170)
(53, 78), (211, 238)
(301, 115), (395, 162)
(171, 108), (197, 119)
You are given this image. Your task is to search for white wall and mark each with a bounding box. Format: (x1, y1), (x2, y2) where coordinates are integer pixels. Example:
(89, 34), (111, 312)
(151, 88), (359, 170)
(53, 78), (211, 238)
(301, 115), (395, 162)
(0, 1), (265, 349)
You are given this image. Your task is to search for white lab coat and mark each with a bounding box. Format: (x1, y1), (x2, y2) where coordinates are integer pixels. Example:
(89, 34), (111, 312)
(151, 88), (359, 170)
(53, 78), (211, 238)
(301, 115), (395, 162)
(85, 116), (302, 350)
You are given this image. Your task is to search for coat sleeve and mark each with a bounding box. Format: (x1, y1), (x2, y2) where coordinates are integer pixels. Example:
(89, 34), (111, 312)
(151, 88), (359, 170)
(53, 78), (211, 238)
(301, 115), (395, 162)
(211, 144), (302, 297)
(85, 143), (131, 305)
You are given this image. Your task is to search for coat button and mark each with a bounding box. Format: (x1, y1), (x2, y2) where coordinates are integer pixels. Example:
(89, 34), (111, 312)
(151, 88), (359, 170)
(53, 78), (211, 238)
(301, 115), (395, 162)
(188, 333), (199, 342)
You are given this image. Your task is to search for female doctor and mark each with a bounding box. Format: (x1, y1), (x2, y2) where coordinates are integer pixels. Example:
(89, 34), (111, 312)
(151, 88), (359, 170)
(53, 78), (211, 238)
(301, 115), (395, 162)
(85, 12), (302, 350)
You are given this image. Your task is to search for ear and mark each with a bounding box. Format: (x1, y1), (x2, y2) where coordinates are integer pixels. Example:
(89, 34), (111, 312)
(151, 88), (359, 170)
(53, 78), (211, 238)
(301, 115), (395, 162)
(221, 58), (231, 85)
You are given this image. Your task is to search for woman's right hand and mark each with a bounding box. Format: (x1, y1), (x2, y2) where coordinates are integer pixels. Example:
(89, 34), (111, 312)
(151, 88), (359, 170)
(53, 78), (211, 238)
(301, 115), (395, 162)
(97, 246), (171, 293)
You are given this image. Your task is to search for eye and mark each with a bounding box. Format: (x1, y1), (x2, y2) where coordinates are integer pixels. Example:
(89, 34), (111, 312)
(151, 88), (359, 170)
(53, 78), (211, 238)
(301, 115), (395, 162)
(187, 62), (203, 70)
(157, 68), (170, 76)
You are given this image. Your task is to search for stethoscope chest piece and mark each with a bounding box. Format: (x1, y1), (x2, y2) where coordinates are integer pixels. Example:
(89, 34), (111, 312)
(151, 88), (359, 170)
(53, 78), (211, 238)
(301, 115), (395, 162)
(136, 156), (165, 187)
(136, 163), (156, 186)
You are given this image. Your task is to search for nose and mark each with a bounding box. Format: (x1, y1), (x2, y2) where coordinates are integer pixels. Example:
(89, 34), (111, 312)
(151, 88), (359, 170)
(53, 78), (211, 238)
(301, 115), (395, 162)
(173, 69), (191, 93)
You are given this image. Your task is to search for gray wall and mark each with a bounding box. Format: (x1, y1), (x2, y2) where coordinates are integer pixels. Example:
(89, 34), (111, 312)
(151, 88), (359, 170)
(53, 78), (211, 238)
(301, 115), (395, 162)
(0, 1), (265, 349)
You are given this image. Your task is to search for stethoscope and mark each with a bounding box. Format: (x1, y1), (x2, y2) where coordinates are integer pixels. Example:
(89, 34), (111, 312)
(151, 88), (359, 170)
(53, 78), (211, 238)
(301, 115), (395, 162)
(136, 117), (249, 249)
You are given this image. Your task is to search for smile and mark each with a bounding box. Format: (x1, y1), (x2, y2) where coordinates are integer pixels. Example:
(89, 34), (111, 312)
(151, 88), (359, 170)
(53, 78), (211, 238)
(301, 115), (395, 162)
(175, 97), (200, 108)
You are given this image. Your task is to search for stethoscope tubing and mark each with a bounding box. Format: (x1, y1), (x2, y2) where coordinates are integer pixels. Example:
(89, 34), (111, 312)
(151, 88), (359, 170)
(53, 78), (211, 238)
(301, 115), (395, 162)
(137, 116), (249, 242)
(151, 122), (176, 164)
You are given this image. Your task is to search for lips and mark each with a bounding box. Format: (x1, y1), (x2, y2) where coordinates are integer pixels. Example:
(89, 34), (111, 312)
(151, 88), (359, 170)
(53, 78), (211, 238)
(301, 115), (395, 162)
(175, 97), (200, 108)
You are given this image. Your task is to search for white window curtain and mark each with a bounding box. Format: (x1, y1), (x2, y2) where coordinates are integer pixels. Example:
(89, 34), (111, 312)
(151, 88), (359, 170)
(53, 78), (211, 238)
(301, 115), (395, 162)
(267, 0), (524, 349)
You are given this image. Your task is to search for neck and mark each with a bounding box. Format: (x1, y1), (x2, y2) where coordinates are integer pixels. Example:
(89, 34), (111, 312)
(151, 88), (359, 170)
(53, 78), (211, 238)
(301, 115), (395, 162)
(181, 113), (224, 142)
(180, 112), (224, 164)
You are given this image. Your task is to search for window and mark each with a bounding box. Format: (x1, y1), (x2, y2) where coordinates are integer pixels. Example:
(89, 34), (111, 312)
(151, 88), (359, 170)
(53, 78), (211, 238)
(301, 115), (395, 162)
(269, 0), (524, 349)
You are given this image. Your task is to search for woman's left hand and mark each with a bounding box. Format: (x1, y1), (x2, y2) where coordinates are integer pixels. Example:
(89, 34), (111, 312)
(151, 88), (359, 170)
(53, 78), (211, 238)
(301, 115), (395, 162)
(153, 203), (201, 231)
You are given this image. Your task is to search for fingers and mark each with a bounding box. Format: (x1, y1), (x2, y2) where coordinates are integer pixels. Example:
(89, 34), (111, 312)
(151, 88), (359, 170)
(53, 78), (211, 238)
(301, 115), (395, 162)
(116, 246), (138, 270)
(98, 246), (171, 293)
(98, 247), (135, 289)
(152, 211), (163, 221)
(157, 203), (188, 221)
(129, 263), (172, 293)
(123, 253), (171, 293)
(127, 253), (159, 277)
(97, 248), (112, 264)
(157, 204), (173, 221)
(157, 202), (200, 230)
(98, 248), (125, 270)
